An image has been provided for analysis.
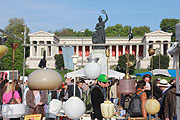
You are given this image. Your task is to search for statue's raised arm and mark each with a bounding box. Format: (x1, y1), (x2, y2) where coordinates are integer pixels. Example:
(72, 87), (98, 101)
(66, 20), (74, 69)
(101, 10), (108, 23)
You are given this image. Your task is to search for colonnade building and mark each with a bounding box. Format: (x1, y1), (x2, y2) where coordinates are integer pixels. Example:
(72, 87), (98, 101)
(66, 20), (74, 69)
(26, 30), (173, 69)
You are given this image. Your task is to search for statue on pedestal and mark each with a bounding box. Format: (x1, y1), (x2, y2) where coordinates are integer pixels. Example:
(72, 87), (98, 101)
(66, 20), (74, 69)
(92, 10), (108, 49)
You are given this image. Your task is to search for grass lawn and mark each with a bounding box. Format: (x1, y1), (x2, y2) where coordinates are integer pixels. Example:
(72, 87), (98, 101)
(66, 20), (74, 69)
(25, 69), (72, 81)
(134, 69), (175, 82)
(25, 68), (175, 82)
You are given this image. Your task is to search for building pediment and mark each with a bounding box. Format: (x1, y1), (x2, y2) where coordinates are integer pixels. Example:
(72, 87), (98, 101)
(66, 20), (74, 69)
(29, 31), (55, 37)
(145, 30), (172, 36)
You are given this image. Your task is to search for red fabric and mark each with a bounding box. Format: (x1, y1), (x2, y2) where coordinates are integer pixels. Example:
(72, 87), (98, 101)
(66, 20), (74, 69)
(62, 83), (64, 88)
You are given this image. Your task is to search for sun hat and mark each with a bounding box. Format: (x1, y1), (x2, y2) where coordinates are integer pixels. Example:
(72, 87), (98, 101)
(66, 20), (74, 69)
(97, 74), (108, 82)
(157, 79), (171, 87)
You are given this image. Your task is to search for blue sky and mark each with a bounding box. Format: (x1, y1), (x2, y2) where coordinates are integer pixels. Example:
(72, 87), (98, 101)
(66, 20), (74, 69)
(1, 0), (180, 33)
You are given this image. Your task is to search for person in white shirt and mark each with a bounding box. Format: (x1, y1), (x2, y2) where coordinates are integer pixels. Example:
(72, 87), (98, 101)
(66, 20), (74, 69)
(157, 79), (171, 120)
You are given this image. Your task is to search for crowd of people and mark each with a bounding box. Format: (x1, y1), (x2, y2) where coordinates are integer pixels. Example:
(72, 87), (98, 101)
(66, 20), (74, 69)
(133, 74), (177, 120)
(0, 72), (178, 120)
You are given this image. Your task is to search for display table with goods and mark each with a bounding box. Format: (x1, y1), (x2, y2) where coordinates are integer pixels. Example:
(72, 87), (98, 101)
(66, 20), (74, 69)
(79, 115), (144, 120)
(58, 104), (144, 120)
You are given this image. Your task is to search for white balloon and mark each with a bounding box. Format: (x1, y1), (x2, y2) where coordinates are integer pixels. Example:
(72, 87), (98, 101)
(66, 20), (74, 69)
(84, 62), (101, 79)
(64, 96), (86, 119)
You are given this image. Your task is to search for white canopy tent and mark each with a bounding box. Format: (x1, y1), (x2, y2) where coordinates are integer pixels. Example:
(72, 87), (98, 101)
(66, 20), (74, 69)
(64, 68), (125, 79)
(153, 69), (171, 77)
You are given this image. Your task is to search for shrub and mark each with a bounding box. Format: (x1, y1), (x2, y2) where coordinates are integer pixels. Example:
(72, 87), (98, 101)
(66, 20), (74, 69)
(150, 54), (169, 69)
(116, 54), (136, 74)
(54, 54), (64, 69)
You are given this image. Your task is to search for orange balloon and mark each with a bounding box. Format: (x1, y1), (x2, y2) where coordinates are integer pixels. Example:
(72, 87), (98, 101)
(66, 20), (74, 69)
(0, 45), (8, 58)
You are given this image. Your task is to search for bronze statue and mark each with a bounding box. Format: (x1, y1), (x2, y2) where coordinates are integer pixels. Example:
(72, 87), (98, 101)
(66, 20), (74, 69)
(92, 10), (108, 49)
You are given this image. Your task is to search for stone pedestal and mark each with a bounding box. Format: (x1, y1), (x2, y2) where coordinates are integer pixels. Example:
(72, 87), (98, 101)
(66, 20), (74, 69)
(139, 57), (151, 69)
(91, 49), (107, 69)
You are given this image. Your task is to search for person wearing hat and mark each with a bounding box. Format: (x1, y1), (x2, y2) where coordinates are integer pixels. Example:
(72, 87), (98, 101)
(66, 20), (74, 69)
(157, 79), (171, 120)
(90, 74), (109, 120)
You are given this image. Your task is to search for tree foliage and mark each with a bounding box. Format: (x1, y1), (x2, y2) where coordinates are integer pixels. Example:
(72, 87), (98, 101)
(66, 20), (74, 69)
(1, 18), (29, 74)
(53, 24), (151, 37)
(132, 26), (151, 36)
(160, 18), (180, 42)
(106, 24), (124, 37)
(116, 54), (136, 74)
(150, 55), (170, 69)
(54, 28), (93, 37)
(75, 29), (93, 37)
(105, 24), (150, 37)
(54, 54), (64, 69)
(54, 28), (75, 37)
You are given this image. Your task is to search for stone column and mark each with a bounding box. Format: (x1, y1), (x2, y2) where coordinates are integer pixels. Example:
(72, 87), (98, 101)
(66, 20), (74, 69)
(76, 46), (79, 56)
(83, 46), (85, 58)
(130, 45), (132, 54)
(110, 45), (112, 58)
(146, 44), (149, 57)
(168, 43), (170, 51)
(37, 41), (41, 57)
(136, 45), (139, 58)
(50, 41), (53, 57)
(45, 41), (48, 56)
(161, 43), (163, 55)
(30, 41), (33, 57)
(123, 45), (125, 55)
(168, 43), (171, 57)
(89, 45), (92, 55)
(116, 45), (119, 59)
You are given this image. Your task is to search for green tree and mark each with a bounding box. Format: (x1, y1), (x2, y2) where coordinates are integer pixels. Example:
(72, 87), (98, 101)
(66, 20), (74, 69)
(1, 18), (29, 73)
(160, 18), (180, 42)
(105, 24), (129, 37)
(120, 25), (129, 37)
(116, 54), (136, 74)
(150, 55), (170, 69)
(76, 29), (93, 37)
(105, 24), (150, 37)
(54, 54), (64, 69)
(54, 28), (75, 37)
(132, 26), (151, 36)
(106, 24), (123, 37)
(54, 28), (93, 37)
